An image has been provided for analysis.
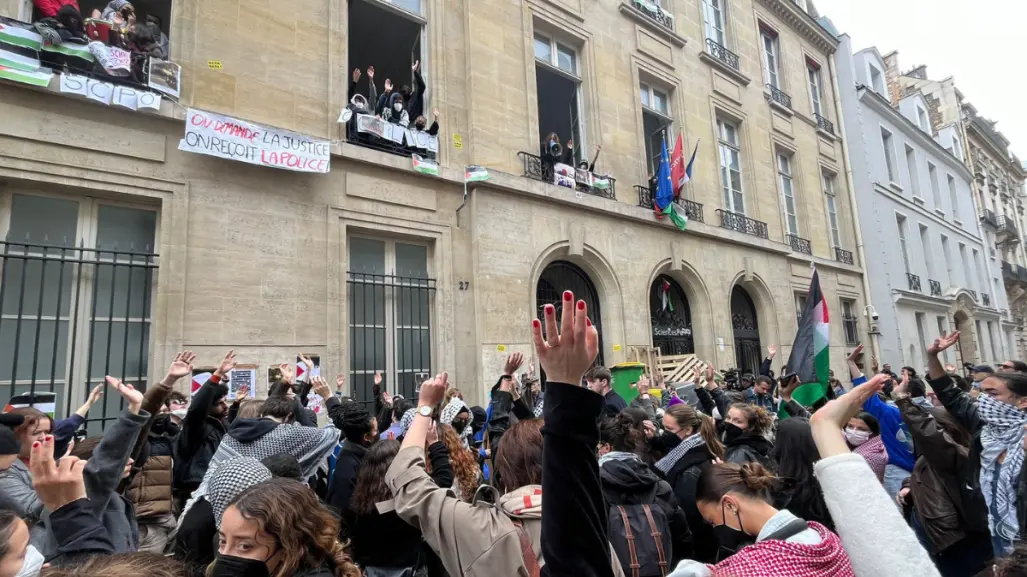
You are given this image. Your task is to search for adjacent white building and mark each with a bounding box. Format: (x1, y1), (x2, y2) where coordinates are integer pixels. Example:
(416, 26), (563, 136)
(835, 36), (1012, 371)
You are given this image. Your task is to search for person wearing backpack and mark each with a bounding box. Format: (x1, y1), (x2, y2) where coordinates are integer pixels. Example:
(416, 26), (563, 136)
(599, 412), (690, 576)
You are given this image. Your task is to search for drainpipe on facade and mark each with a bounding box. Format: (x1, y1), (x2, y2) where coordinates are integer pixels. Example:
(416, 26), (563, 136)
(829, 56), (881, 365)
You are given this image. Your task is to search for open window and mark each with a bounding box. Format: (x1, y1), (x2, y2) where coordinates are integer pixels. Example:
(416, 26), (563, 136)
(347, 0), (426, 116)
(640, 80), (672, 177)
(29, 0), (172, 42)
(534, 30), (583, 164)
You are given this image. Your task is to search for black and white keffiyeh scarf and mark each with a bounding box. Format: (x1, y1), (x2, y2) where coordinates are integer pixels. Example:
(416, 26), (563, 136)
(655, 432), (705, 474)
(978, 393), (1027, 540)
(207, 457), (272, 528)
(441, 397), (473, 446)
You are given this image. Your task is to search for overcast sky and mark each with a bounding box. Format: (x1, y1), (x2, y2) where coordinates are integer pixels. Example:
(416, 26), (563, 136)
(816, 0), (1027, 160)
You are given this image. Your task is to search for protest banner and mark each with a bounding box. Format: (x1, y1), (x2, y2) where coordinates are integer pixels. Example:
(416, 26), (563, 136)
(179, 108), (331, 173)
(59, 74), (162, 111)
(87, 41), (130, 76)
(228, 365), (258, 400)
(147, 57), (180, 99)
(354, 114), (439, 152)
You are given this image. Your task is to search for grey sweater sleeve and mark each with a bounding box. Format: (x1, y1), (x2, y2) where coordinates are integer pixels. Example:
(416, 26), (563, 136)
(84, 410), (149, 513)
(814, 453), (940, 577)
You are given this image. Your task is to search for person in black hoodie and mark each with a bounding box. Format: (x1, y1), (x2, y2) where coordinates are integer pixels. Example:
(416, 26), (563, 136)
(599, 412), (690, 572)
(653, 403), (725, 562)
(694, 371), (773, 466)
(174, 350), (234, 504)
(327, 400), (377, 539)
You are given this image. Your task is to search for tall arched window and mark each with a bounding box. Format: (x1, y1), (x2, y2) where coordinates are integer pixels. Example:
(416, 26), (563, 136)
(731, 286), (761, 373)
(536, 261), (603, 368)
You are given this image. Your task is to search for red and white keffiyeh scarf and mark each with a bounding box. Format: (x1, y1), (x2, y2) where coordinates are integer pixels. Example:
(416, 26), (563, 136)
(853, 435), (888, 483)
(711, 522), (855, 577)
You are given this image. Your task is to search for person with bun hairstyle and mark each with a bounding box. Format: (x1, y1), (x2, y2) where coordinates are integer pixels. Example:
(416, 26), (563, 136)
(657, 403), (725, 563)
(598, 412), (691, 571)
(667, 462), (855, 577)
(214, 477), (360, 577)
(694, 367), (773, 467)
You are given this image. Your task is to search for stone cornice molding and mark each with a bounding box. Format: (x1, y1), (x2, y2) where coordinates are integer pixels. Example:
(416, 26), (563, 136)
(755, 0), (838, 54)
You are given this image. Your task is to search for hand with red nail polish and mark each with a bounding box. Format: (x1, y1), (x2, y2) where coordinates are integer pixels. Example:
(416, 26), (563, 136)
(29, 434), (87, 511)
(531, 292), (599, 386)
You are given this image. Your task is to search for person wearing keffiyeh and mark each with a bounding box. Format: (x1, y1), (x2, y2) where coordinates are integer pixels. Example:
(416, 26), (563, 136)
(440, 396), (473, 448)
(843, 411), (888, 483)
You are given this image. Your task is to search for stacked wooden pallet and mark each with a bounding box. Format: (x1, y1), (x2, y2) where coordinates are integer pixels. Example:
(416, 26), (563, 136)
(628, 346), (717, 384)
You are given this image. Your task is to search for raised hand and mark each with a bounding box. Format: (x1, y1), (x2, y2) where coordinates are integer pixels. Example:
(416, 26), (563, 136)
(374, 370), (383, 386)
(367, 66), (374, 79)
(106, 376), (143, 414)
(530, 290), (598, 386)
(279, 362), (295, 386)
(163, 350), (196, 384)
(504, 352), (525, 376)
(352, 68), (361, 83)
(30, 435), (87, 511)
(433, 108), (440, 119)
(928, 331), (960, 355)
(810, 373), (887, 458)
(767, 344), (777, 358)
(86, 383), (104, 406)
(705, 364), (715, 385)
(384, 78), (393, 92)
(382, 390), (393, 406)
(311, 375), (332, 399)
(412, 59), (420, 72)
(418, 372), (448, 408)
(846, 344), (864, 364)
(636, 375), (651, 397)
(299, 354), (314, 377)
(235, 384), (250, 400)
(215, 350), (237, 378)
(642, 420), (656, 439)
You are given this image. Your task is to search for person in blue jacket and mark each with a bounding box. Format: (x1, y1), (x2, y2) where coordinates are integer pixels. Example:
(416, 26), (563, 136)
(845, 345), (915, 501)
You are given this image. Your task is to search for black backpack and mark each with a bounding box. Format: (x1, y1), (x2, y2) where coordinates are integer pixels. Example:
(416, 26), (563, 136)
(608, 504), (671, 577)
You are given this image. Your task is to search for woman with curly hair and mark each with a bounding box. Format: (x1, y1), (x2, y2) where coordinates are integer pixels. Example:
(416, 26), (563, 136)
(438, 423), (480, 501)
(214, 477), (360, 577)
(721, 403), (774, 467)
(347, 440), (425, 575)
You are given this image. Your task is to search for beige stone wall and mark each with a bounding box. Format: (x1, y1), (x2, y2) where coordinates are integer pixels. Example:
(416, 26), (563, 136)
(0, 0), (873, 408)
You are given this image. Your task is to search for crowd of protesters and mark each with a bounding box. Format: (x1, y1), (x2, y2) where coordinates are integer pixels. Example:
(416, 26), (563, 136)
(1, 289), (1027, 576)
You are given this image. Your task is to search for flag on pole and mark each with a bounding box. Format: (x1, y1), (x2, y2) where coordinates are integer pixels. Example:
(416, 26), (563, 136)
(412, 154), (438, 176)
(654, 139), (688, 231)
(783, 269), (830, 413)
(670, 133), (685, 197)
(682, 141), (699, 187)
(465, 165), (489, 182)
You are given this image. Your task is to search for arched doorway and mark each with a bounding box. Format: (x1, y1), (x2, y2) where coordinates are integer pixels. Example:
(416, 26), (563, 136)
(536, 261), (604, 368)
(650, 275), (693, 355)
(731, 286), (761, 374)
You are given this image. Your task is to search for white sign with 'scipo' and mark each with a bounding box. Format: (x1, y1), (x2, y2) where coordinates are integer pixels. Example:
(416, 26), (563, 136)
(59, 74), (162, 111)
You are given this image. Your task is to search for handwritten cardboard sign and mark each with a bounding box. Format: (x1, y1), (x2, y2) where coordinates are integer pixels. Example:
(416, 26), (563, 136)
(59, 73), (162, 111)
(179, 108), (331, 173)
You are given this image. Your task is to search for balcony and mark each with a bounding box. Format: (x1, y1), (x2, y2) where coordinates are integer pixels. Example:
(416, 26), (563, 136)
(787, 234), (812, 255)
(716, 210), (768, 239)
(815, 113), (834, 135)
(705, 39), (741, 72)
(997, 215), (1020, 245)
(518, 152), (616, 200)
(634, 186), (705, 223)
(968, 289), (977, 301)
(766, 84), (792, 110)
(631, 0), (674, 30)
(980, 208), (999, 229)
(983, 293), (991, 307)
(834, 247), (853, 265)
(906, 273), (922, 292)
(929, 279), (942, 297)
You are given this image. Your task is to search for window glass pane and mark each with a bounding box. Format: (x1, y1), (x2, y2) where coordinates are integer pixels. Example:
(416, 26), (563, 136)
(556, 43), (575, 73)
(0, 318), (69, 394)
(640, 84), (650, 108)
(3, 195), (78, 319)
(533, 35), (551, 63)
(390, 0), (421, 13)
(653, 90), (667, 114)
(349, 237), (386, 274)
(94, 206), (157, 320)
(395, 243), (428, 278)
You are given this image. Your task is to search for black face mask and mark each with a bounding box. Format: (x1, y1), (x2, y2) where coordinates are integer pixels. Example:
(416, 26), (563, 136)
(659, 430), (682, 449)
(210, 554), (271, 577)
(722, 422), (744, 444)
(451, 419), (468, 431)
(713, 501), (754, 561)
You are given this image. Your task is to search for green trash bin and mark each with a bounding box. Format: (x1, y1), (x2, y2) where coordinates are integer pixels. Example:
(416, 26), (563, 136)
(610, 362), (646, 403)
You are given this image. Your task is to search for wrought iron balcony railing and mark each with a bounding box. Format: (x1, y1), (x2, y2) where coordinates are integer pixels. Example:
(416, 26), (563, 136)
(983, 293), (991, 307)
(929, 279), (942, 297)
(766, 84), (792, 109)
(998, 215), (1019, 238)
(969, 289), (977, 301)
(632, 0), (674, 30)
(518, 151), (616, 200)
(787, 234), (812, 255)
(980, 208), (999, 229)
(634, 186), (705, 223)
(834, 247), (853, 265)
(815, 113), (834, 135)
(705, 39), (740, 71)
(716, 210), (768, 239)
(906, 273), (921, 292)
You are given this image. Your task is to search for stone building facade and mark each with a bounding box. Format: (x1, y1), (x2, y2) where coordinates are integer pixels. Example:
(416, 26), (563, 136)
(835, 39), (1012, 372)
(0, 0), (870, 422)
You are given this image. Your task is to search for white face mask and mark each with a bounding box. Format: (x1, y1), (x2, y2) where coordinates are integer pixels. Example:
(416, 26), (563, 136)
(171, 408), (188, 420)
(15, 544), (44, 577)
(844, 427), (871, 447)
(394, 103), (403, 112)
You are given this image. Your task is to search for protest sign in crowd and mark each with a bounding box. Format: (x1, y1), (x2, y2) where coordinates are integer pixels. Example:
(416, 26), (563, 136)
(0, 288), (1025, 577)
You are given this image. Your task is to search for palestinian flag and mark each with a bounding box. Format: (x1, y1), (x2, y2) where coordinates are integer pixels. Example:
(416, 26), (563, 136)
(783, 269), (830, 413)
(465, 165), (489, 182)
(412, 154), (438, 176)
(0, 65), (51, 87)
(41, 41), (94, 71)
(0, 43), (39, 72)
(0, 20), (42, 51)
(6, 391), (57, 418)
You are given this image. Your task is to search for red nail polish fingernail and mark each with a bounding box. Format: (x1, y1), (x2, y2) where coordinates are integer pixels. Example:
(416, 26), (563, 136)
(563, 290), (572, 301)
(586, 318), (592, 326)
(32, 442), (39, 448)
(532, 319), (541, 328)
(545, 305), (554, 315)
(577, 300), (585, 310)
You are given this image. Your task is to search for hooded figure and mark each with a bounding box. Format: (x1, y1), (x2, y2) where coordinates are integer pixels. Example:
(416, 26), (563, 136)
(100, 0), (132, 20)
(207, 457), (272, 528)
(382, 92), (410, 127)
(441, 397), (473, 448)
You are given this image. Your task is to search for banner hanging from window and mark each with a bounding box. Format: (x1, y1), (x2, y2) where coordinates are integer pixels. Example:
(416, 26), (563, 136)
(179, 108), (331, 173)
